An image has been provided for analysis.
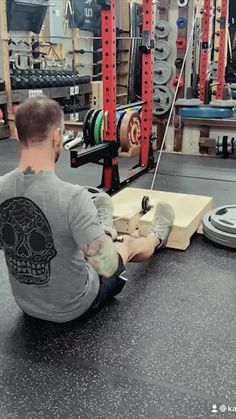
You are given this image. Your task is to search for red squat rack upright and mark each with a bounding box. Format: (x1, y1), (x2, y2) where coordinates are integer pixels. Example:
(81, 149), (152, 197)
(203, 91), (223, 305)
(101, 0), (155, 190)
(216, 0), (229, 99)
(199, 0), (212, 102)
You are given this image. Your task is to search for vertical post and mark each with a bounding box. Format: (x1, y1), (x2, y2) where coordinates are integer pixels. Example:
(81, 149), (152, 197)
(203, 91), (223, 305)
(101, 0), (117, 189)
(216, 0), (229, 99)
(140, 0), (154, 167)
(199, 0), (211, 102)
(0, 0), (14, 135)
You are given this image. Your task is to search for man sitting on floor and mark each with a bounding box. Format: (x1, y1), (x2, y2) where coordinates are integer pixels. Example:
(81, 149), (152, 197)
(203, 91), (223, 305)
(0, 97), (174, 322)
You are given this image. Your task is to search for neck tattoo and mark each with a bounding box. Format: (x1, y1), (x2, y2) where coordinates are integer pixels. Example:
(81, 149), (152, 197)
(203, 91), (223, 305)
(23, 166), (36, 175)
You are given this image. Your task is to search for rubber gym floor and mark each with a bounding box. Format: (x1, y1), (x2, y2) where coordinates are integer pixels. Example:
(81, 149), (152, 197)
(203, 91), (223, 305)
(0, 139), (236, 419)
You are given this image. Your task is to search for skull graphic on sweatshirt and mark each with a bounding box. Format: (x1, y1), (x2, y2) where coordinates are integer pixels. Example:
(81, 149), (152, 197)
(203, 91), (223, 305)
(0, 198), (57, 285)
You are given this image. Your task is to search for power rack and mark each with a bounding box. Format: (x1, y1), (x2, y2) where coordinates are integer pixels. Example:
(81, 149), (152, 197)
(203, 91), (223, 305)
(70, 0), (155, 194)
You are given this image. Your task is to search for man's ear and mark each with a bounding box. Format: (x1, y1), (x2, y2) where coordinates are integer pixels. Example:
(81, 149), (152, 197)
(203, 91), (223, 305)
(52, 127), (61, 148)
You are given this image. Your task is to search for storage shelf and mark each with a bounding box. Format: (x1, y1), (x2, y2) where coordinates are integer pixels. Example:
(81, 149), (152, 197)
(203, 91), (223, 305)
(64, 109), (88, 122)
(182, 117), (236, 129)
(11, 84), (91, 102)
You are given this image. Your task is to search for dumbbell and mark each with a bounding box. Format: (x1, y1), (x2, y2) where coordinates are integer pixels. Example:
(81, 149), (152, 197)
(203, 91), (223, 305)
(57, 71), (70, 87)
(80, 76), (87, 84)
(40, 70), (54, 88)
(45, 70), (59, 87)
(11, 69), (28, 89)
(83, 76), (90, 84)
(63, 104), (72, 114)
(11, 73), (21, 90)
(32, 68), (45, 89)
(27, 70), (40, 89)
(74, 73), (81, 85)
(20, 70), (35, 89)
(64, 70), (74, 86)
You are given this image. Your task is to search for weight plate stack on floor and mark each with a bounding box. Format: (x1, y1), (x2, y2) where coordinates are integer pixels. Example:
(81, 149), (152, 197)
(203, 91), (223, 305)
(116, 111), (126, 146)
(203, 205), (236, 249)
(119, 111), (141, 152)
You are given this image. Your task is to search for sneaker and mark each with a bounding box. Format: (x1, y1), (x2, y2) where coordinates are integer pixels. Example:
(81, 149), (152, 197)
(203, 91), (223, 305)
(94, 193), (118, 241)
(149, 202), (175, 249)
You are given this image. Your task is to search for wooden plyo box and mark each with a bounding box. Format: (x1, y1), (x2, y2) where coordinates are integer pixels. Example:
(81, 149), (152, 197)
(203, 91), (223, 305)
(112, 188), (213, 250)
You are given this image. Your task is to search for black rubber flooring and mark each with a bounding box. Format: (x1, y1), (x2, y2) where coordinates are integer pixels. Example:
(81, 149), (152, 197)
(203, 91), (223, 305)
(0, 139), (236, 419)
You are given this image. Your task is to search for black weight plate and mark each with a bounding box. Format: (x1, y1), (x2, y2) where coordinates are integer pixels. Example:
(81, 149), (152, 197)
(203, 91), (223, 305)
(175, 58), (183, 69)
(88, 110), (101, 147)
(83, 109), (94, 147)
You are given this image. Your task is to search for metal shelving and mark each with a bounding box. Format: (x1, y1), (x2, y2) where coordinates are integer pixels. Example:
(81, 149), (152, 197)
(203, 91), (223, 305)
(11, 84), (91, 102)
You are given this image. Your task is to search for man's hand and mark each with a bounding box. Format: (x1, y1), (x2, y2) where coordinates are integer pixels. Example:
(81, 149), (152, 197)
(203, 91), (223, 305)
(84, 235), (119, 278)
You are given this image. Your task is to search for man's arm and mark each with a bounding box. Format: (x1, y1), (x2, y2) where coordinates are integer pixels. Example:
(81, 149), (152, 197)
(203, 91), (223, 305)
(68, 187), (119, 278)
(82, 234), (119, 278)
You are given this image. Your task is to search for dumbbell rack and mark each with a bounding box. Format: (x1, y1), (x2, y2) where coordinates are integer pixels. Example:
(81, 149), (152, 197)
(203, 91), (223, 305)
(70, 0), (155, 194)
(11, 83), (91, 123)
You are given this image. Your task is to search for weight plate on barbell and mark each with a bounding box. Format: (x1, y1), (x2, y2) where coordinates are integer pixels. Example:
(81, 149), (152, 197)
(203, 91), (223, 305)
(94, 110), (103, 144)
(155, 20), (171, 39)
(89, 109), (101, 147)
(154, 61), (172, 85)
(83, 109), (94, 147)
(116, 111), (126, 146)
(154, 40), (171, 61)
(153, 85), (173, 116)
(119, 111), (141, 152)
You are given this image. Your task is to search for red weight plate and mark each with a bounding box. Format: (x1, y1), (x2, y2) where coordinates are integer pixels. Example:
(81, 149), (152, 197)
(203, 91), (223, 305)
(172, 76), (184, 88)
(176, 37), (186, 49)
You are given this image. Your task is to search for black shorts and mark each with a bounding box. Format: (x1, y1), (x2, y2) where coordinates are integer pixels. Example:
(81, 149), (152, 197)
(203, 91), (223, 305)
(90, 254), (127, 310)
